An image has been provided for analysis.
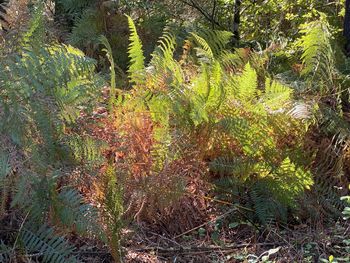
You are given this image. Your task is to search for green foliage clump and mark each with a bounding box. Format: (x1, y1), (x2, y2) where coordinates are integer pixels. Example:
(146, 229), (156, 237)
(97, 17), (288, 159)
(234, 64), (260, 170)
(0, 4), (122, 261)
(114, 18), (316, 225)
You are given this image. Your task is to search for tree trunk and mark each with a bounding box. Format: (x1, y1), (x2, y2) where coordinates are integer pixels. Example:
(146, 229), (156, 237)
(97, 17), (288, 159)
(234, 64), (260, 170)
(344, 0), (350, 55)
(232, 0), (241, 46)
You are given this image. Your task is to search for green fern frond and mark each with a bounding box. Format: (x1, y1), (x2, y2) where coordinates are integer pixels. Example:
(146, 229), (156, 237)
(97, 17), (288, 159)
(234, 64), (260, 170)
(103, 165), (124, 262)
(69, 9), (103, 48)
(263, 78), (292, 111)
(100, 35), (117, 111)
(217, 116), (250, 141)
(65, 135), (104, 166)
(0, 43), (99, 150)
(156, 31), (177, 60)
(148, 30), (183, 87)
(0, 241), (12, 262)
(57, 188), (103, 238)
(21, 224), (77, 263)
(21, 2), (45, 49)
(188, 62), (223, 125)
(126, 15), (145, 86)
(297, 14), (335, 92)
(190, 32), (214, 62)
(57, 0), (94, 14)
(219, 50), (245, 72)
(0, 151), (10, 179)
(250, 180), (288, 225)
(25, 172), (58, 222)
(210, 156), (258, 179)
(197, 29), (233, 57)
(273, 157), (313, 204)
(0, 151), (10, 217)
(233, 63), (258, 101)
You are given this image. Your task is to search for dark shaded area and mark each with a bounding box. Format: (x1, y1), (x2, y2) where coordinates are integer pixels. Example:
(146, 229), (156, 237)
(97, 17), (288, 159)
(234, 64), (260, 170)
(232, 0), (241, 46)
(344, 0), (350, 55)
(0, 0), (8, 32)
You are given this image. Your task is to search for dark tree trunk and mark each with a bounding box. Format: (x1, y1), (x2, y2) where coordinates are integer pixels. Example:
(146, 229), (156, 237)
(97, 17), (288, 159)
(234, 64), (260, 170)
(344, 0), (350, 55)
(232, 0), (241, 46)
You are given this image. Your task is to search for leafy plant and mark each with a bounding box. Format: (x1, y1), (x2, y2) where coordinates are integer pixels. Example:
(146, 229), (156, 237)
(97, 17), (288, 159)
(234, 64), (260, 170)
(0, 4), (107, 260)
(109, 18), (315, 226)
(126, 14), (145, 86)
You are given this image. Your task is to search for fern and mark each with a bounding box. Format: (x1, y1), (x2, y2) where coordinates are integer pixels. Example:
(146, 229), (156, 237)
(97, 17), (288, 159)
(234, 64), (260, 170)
(20, 1), (45, 49)
(56, 0), (94, 15)
(126, 15), (145, 86)
(190, 32), (214, 62)
(56, 188), (104, 238)
(297, 14), (335, 93)
(249, 180), (289, 225)
(0, 9), (106, 260)
(0, 0), (9, 32)
(100, 35), (117, 112)
(0, 151), (10, 218)
(69, 9), (103, 48)
(232, 62), (258, 102)
(21, 224), (77, 263)
(0, 44), (99, 149)
(0, 241), (11, 262)
(219, 49), (246, 72)
(110, 25), (317, 227)
(307, 105), (350, 218)
(148, 30), (183, 88)
(102, 165), (124, 262)
(263, 78), (292, 111)
(65, 135), (104, 166)
(196, 29), (233, 57)
(210, 156), (258, 179)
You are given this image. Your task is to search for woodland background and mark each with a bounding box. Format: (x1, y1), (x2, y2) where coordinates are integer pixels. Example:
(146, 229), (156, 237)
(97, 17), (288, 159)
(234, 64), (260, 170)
(1, 0), (350, 262)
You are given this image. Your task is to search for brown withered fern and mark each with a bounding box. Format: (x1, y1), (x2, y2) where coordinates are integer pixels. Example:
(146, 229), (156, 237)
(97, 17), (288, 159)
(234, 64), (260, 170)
(110, 110), (211, 234)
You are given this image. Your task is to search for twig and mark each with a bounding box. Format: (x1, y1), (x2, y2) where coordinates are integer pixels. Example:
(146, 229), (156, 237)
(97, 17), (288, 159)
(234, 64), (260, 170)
(11, 211), (29, 253)
(173, 208), (237, 239)
(148, 231), (183, 248)
(131, 242), (282, 254)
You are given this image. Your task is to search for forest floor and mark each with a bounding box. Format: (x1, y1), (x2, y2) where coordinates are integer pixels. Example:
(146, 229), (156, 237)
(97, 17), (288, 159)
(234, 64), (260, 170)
(74, 195), (349, 262)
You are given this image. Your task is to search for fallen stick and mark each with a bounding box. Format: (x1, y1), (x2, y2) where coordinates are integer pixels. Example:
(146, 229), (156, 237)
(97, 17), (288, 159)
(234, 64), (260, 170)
(130, 242), (283, 254)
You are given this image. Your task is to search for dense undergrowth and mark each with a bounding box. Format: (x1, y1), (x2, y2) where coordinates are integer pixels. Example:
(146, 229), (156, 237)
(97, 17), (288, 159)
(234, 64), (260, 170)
(1, 0), (350, 262)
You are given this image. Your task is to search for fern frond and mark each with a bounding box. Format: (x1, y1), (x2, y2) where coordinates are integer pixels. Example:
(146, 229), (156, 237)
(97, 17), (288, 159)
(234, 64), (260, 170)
(102, 165), (124, 262)
(126, 15), (145, 86)
(250, 180), (288, 225)
(0, 43), (99, 150)
(69, 9), (103, 48)
(263, 78), (292, 111)
(100, 35), (117, 111)
(65, 135), (104, 166)
(0, 1), (9, 32)
(210, 156), (258, 179)
(21, 2), (45, 49)
(297, 15), (335, 92)
(219, 50), (245, 72)
(190, 32), (214, 62)
(233, 63), (258, 101)
(197, 29), (233, 57)
(21, 224), (77, 263)
(57, 188), (103, 238)
(0, 151), (10, 205)
(148, 30), (183, 87)
(57, 0), (93, 15)
(0, 241), (12, 262)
